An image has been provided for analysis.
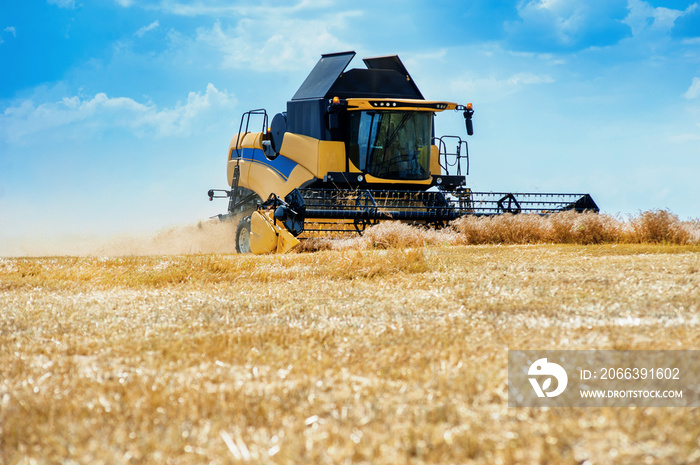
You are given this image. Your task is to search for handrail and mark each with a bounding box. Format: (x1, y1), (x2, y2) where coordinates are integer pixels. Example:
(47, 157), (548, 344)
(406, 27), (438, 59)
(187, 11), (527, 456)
(435, 135), (469, 177)
(234, 109), (268, 159)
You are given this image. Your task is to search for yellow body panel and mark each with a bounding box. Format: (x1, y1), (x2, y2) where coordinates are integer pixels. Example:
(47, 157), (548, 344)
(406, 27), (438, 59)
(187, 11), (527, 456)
(348, 160), (361, 173)
(363, 174), (433, 185)
(249, 211), (277, 254)
(247, 162), (313, 200)
(249, 210), (300, 254)
(430, 145), (440, 176)
(318, 140), (346, 175)
(282, 165), (315, 194)
(276, 133), (345, 179)
(345, 98), (458, 111)
(227, 131), (316, 200)
(277, 133), (317, 172)
(227, 132), (263, 187)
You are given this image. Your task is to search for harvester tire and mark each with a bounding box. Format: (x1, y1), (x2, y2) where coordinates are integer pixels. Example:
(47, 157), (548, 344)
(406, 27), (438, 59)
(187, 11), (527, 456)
(235, 216), (252, 254)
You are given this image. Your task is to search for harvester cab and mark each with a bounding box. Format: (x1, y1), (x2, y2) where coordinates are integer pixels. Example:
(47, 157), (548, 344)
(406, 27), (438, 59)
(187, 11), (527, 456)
(208, 51), (598, 254)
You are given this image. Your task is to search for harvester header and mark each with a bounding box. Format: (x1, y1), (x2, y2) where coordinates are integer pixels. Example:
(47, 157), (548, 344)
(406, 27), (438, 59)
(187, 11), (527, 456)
(208, 51), (598, 254)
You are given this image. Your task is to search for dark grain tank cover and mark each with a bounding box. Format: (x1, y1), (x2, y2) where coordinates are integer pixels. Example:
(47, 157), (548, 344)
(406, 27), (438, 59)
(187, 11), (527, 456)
(291, 51), (425, 101)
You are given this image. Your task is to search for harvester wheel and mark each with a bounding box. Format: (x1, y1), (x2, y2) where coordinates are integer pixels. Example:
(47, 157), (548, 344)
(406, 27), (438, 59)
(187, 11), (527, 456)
(235, 216), (252, 254)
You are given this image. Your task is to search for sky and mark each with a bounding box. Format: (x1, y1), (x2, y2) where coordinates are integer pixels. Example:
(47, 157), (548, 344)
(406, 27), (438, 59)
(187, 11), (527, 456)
(1, 0), (700, 253)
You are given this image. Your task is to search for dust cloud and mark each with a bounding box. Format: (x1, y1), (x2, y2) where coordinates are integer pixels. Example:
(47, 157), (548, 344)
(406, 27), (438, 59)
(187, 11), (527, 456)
(0, 220), (238, 257)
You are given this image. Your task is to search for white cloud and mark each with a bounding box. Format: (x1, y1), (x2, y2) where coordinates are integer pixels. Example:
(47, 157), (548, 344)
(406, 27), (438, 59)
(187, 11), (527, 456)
(95, 1), (357, 77)
(119, 0), (358, 72)
(47, 0), (76, 9)
(134, 20), (160, 37)
(507, 72), (555, 86)
(153, 2), (243, 16)
(1, 84), (237, 143)
(520, 0), (588, 44)
(450, 72), (555, 100)
(681, 37), (700, 44)
(684, 77), (700, 99)
(150, 0), (336, 17)
(506, 0), (630, 51)
(623, 0), (684, 37)
(194, 11), (356, 72)
(1, 26), (16, 44)
(668, 132), (700, 143)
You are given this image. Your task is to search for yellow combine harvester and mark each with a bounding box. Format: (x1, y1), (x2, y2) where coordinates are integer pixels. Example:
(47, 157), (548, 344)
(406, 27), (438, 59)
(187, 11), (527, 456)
(208, 51), (598, 254)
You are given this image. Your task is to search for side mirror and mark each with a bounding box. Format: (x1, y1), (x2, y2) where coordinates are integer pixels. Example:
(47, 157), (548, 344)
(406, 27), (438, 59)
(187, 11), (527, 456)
(326, 97), (345, 139)
(464, 104), (474, 136)
(327, 112), (339, 131)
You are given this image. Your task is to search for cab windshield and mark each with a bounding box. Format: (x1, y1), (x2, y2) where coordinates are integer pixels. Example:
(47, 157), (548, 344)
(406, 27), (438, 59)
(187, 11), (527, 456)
(346, 110), (432, 180)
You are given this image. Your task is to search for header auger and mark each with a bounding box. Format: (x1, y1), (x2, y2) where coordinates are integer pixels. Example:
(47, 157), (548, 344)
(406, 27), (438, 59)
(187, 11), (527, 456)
(208, 51), (598, 254)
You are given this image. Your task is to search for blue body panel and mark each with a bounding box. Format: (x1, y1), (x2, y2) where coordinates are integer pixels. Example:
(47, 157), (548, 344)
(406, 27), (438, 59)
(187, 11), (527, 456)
(236, 148), (298, 181)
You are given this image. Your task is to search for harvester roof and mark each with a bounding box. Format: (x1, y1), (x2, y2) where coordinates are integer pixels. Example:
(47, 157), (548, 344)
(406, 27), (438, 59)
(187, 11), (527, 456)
(292, 51), (425, 101)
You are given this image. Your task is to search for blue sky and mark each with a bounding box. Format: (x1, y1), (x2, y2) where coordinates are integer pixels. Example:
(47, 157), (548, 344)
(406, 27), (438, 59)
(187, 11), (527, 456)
(1, 0), (699, 252)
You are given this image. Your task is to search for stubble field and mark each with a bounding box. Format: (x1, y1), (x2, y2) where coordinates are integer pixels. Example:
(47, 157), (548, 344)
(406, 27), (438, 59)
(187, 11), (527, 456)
(1, 212), (700, 464)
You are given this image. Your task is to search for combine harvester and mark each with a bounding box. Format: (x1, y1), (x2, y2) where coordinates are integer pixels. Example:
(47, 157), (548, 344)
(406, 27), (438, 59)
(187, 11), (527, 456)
(208, 51), (598, 254)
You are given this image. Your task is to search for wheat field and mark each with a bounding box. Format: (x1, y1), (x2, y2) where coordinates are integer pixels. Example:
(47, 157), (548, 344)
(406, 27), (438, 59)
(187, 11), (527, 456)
(2, 212), (700, 464)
